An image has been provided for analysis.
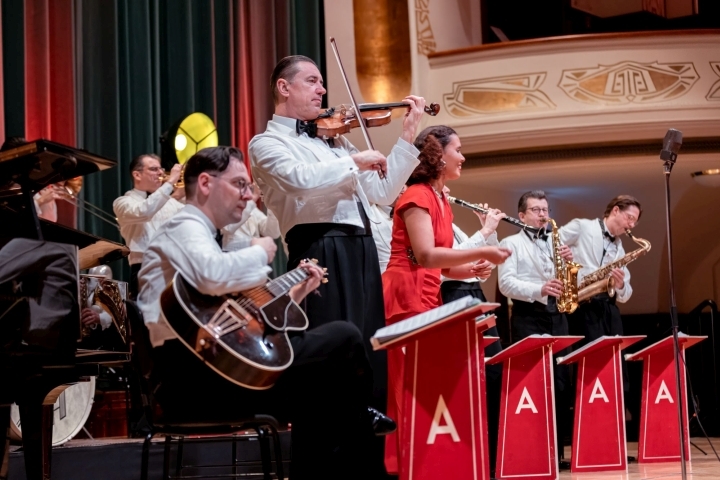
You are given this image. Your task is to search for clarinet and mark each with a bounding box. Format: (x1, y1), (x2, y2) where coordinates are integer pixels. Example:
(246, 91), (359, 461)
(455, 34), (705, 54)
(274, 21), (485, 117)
(447, 196), (542, 235)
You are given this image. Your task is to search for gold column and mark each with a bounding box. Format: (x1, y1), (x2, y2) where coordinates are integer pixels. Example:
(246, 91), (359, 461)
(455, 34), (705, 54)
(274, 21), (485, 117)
(353, 0), (411, 107)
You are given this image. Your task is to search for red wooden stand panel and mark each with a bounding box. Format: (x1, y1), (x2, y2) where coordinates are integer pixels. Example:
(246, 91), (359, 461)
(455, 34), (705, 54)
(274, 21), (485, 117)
(558, 336), (644, 473)
(488, 336), (582, 480)
(626, 335), (705, 463)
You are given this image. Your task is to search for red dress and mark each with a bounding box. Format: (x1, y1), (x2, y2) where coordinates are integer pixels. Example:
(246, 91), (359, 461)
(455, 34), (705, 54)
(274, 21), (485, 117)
(381, 183), (454, 474)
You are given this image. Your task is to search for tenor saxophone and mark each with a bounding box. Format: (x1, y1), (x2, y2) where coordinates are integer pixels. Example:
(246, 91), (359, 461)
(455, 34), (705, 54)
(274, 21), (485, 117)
(550, 219), (583, 314)
(576, 229), (651, 303)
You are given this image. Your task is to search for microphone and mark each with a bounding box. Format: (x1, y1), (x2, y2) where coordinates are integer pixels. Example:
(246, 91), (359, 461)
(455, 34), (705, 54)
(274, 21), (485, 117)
(659, 128), (682, 163)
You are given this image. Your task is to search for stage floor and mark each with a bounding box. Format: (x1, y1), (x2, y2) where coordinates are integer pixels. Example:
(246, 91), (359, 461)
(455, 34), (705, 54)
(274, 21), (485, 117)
(8, 435), (720, 479)
(559, 438), (720, 479)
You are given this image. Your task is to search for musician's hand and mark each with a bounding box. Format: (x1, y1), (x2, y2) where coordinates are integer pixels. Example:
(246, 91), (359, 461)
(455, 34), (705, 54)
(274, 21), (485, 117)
(289, 260), (326, 303)
(400, 95), (426, 144)
(470, 260), (494, 280)
(351, 150), (387, 178)
(166, 163), (183, 186)
(474, 206), (505, 238)
(171, 186), (185, 201)
(81, 307), (101, 327)
(559, 245), (573, 262)
(251, 236), (277, 264)
(610, 268), (625, 290)
(541, 279), (564, 298)
(477, 246), (512, 265)
(35, 185), (66, 206)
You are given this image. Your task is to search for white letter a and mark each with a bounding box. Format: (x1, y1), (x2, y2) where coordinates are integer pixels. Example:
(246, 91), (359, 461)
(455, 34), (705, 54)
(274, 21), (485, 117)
(588, 378), (610, 403)
(426, 395), (460, 444)
(654, 380), (674, 404)
(515, 387), (539, 414)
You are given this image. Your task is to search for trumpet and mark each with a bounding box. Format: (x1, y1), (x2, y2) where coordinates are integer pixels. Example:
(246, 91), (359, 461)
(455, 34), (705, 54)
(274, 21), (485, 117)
(159, 165), (186, 188)
(447, 196), (543, 236)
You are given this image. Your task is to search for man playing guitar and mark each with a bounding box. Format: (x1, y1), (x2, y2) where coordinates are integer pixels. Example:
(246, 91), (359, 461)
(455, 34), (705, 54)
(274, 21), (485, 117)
(138, 146), (384, 480)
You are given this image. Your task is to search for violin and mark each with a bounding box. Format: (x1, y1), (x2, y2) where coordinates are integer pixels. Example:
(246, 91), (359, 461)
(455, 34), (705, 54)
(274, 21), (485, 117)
(313, 102), (440, 139)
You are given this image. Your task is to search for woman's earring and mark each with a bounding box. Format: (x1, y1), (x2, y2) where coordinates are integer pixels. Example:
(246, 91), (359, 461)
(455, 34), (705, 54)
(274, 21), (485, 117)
(441, 159), (447, 166)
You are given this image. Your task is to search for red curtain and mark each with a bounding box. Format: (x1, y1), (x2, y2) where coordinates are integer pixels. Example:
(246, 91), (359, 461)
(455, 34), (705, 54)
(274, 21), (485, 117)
(230, 0), (256, 175)
(24, 0), (77, 226)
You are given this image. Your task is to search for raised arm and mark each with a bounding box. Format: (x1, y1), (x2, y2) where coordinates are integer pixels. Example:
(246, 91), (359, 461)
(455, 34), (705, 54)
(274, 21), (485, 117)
(113, 183), (175, 224)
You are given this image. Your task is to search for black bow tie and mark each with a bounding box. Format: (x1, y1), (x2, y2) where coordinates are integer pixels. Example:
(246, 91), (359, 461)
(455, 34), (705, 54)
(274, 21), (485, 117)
(598, 219), (615, 242)
(296, 120), (318, 138)
(526, 228), (548, 242)
(215, 229), (223, 249)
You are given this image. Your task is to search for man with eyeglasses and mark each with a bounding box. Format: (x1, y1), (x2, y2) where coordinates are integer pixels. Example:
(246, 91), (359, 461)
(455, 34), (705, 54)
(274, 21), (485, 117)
(559, 195), (642, 395)
(497, 190), (574, 465)
(113, 154), (185, 298)
(138, 146), (380, 480)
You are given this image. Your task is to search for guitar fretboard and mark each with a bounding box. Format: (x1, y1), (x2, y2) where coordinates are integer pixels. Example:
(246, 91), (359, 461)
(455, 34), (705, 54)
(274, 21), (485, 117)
(266, 267), (309, 296)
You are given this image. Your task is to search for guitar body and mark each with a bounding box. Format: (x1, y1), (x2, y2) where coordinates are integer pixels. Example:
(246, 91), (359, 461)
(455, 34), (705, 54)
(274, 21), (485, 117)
(160, 272), (309, 390)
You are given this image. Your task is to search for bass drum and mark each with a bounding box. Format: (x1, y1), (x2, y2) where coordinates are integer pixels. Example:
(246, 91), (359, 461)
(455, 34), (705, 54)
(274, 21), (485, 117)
(9, 377), (96, 446)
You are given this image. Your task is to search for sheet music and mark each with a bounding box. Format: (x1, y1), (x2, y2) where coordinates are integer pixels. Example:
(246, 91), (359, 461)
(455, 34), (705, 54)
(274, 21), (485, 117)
(371, 296), (481, 347)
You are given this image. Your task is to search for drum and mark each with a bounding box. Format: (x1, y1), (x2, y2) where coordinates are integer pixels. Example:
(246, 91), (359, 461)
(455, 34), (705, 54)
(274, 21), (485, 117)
(9, 377), (96, 446)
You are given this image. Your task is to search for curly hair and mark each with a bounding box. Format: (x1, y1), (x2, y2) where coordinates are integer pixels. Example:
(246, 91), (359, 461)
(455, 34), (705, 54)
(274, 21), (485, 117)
(407, 125), (457, 185)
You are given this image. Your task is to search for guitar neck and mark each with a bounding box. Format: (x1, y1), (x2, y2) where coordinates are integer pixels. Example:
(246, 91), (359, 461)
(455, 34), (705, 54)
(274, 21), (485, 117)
(266, 267), (310, 296)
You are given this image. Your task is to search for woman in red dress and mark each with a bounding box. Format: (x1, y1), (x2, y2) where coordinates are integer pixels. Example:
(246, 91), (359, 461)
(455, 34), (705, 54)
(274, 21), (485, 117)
(382, 125), (512, 473)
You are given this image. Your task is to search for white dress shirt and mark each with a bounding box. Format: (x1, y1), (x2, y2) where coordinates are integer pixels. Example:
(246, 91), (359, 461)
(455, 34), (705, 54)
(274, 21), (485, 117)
(498, 231), (556, 304)
(137, 205), (272, 347)
(249, 114), (420, 236)
(559, 218), (631, 303)
(222, 200), (282, 252)
(113, 183), (184, 265)
(441, 224), (499, 284)
(369, 204), (393, 273)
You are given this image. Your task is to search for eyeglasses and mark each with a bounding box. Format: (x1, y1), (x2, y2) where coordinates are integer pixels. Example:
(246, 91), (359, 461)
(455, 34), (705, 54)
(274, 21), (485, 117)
(207, 174), (253, 194)
(621, 210), (639, 225)
(526, 207), (550, 215)
(144, 166), (163, 173)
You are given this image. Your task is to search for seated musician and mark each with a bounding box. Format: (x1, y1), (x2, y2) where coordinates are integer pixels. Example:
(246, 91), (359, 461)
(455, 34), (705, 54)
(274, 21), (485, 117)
(137, 146), (385, 480)
(221, 182), (281, 251)
(113, 154), (185, 299)
(497, 190), (574, 465)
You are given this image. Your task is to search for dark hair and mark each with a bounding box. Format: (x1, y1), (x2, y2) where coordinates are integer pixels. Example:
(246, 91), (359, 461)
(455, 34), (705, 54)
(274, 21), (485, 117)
(1, 136), (27, 151)
(270, 55), (318, 105)
(184, 146), (244, 198)
(408, 125), (457, 185)
(518, 190), (547, 213)
(604, 194), (642, 219)
(129, 153), (160, 176)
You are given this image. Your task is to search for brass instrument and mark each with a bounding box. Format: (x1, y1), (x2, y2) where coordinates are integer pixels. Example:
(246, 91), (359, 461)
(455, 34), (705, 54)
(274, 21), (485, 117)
(550, 219), (582, 314)
(577, 229), (651, 303)
(159, 165), (186, 188)
(447, 196), (542, 235)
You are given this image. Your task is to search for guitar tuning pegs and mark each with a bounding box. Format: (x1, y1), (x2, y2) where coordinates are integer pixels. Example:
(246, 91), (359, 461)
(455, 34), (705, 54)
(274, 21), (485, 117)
(321, 278), (329, 284)
(323, 268), (328, 273)
(311, 258), (318, 263)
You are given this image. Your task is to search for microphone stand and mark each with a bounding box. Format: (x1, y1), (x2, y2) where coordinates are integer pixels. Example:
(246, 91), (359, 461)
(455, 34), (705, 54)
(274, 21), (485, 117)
(661, 150), (688, 479)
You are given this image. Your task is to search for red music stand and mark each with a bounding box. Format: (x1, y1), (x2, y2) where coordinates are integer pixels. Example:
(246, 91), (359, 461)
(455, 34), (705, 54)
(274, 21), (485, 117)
(557, 335), (645, 473)
(487, 335), (582, 480)
(625, 334), (705, 463)
(372, 301), (499, 480)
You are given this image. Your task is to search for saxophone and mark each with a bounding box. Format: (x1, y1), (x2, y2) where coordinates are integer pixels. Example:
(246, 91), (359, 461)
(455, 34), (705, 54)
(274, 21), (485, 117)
(550, 219), (583, 314)
(577, 229), (651, 303)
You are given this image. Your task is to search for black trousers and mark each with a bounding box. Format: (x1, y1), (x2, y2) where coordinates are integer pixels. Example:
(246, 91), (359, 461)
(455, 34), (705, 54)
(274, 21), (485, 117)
(569, 293), (629, 395)
(153, 321), (381, 480)
(511, 300), (571, 457)
(440, 281), (503, 473)
(129, 263), (141, 301)
(285, 223), (387, 408)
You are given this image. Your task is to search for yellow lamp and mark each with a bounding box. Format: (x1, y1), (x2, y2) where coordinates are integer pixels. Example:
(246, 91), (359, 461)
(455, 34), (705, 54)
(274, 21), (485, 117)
(161, 112), (219, 168)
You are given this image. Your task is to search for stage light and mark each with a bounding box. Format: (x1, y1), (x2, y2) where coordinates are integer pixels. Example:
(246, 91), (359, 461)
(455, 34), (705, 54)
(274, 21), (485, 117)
(691, 169), (720, 187)
(160, 112), (219, 168)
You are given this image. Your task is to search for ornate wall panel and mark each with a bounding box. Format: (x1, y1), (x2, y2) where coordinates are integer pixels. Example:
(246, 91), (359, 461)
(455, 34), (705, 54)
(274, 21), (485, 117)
(558, 61), (699, 105)
(707, 62), (720, 101)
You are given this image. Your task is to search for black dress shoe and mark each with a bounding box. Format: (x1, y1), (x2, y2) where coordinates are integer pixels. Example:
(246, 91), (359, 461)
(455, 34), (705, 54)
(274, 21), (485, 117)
(559, 460), (571, 470)
(367, 407), (397, 436)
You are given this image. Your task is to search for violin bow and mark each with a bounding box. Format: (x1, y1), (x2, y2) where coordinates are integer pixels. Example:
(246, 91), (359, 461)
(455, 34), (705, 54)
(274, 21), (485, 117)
(329, 37), (387, 180)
